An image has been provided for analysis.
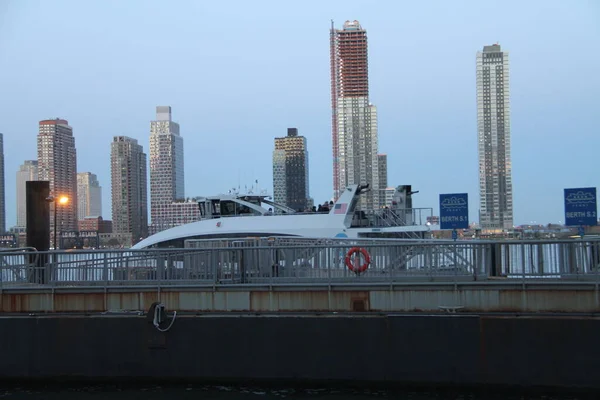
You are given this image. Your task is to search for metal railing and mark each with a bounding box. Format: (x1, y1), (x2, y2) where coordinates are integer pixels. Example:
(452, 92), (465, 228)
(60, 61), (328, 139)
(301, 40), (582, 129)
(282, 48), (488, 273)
(0, 237), (599, 287)
(350, 208), (433, 229)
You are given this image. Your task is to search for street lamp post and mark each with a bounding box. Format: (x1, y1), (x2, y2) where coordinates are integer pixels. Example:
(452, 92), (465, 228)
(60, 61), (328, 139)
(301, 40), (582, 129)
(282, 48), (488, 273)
(46, 195), (69, 250)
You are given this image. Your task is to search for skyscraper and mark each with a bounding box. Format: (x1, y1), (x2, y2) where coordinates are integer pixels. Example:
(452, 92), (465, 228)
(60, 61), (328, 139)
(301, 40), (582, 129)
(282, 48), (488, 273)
(272, 128), (310, 212)
(0, 134), (4, 233)
(149, 106), (184, 230)
(330, 20), (380, 210)
(77, 172), (102, 219)
(16, 160), (38, 228)
(476, 44), (513, 230)
(37, 119), (78, 232)
(273, 150), (287, 209)
(378, 154), (388, 208)
(111, 136), (148, 242)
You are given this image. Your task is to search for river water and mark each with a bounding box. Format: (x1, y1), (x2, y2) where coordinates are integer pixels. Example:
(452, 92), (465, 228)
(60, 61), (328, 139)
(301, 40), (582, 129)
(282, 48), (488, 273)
(0, 385), (594, 400)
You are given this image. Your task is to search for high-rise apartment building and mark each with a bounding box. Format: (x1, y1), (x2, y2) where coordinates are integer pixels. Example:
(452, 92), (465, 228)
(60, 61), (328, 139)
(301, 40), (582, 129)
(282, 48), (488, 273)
(111, 136), (148, 242)
(476, 44), (513, 230)
(378, 154), (388, 208)
(16, 160), (38, 228)
(77, 172), (102, 219)
(0, 133), (4, 233)
(272, 128), (310, 212)
(149, 106), (184, 230)
(37, 119), (78, 232)
(330, 20), (380, 210)
(273, 150), (287, 209)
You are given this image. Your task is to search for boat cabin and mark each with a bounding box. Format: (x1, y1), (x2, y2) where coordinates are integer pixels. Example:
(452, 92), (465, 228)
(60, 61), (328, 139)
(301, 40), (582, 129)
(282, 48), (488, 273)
(198, 195), (269, 219)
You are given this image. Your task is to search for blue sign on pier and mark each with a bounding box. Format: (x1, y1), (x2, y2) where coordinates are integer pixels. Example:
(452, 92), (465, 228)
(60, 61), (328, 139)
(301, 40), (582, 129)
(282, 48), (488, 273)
(439, 193), (469, 230)
(564, 187), (597, 226)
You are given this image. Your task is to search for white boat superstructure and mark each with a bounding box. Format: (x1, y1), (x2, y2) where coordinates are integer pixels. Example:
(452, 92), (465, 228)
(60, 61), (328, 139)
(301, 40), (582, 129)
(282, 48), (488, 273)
(132, 184), (433, 249)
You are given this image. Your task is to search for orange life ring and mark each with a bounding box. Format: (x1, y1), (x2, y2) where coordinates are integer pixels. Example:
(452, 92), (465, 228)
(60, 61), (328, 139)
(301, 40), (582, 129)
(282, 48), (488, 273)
(345, 247), (370, 273)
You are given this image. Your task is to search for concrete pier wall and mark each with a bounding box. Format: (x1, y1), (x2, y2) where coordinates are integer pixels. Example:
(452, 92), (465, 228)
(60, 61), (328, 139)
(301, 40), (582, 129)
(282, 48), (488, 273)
(0, 314), (598, 390)
(2, 282), (599, 313)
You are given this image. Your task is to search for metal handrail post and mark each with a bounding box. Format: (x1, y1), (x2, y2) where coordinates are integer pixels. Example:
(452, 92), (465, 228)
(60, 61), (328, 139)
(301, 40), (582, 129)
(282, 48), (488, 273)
(103, 252), (109, 285)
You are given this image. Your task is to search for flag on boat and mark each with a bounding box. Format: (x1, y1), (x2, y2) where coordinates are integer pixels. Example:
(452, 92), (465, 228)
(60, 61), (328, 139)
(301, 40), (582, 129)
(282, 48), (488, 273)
(334, 203), (347, 214)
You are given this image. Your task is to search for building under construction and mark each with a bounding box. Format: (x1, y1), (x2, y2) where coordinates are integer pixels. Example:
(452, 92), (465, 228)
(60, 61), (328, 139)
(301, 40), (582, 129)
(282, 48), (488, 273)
(330, 20), (381, 210)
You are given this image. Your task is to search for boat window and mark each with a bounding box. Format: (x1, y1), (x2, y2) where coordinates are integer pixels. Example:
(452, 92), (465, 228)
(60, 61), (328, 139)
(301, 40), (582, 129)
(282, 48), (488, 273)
(238, 205), (252, 215)
(346, 195), (359, 216)
(199, 201), (219, 218)
(149, 232), (299, 248)
(220, 201), (236, 216)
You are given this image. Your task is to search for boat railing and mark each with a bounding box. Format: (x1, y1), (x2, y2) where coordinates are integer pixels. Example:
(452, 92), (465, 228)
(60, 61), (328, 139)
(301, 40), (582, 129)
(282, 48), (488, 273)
(350, 208), (434, 228)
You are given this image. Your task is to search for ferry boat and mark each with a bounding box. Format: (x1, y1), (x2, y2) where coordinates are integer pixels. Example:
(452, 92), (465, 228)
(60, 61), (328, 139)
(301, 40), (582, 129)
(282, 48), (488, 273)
(132, 184), (434, 249)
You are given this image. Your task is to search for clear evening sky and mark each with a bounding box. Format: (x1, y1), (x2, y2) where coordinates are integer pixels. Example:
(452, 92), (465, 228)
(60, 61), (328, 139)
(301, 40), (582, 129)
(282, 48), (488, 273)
(0, 0), (598, 228)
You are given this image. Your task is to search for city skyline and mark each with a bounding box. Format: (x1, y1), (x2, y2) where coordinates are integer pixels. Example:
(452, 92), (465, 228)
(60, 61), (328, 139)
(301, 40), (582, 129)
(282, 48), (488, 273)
(0, 1), (598, 227)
